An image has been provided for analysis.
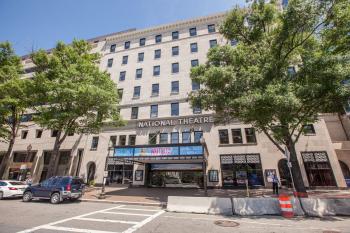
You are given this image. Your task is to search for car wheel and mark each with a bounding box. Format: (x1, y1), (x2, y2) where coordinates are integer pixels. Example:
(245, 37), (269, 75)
(50, 193), (61, 204)
(22, 191), (32, 202)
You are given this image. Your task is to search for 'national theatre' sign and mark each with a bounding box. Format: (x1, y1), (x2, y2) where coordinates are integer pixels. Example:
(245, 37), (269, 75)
(137, 115), (214, 128)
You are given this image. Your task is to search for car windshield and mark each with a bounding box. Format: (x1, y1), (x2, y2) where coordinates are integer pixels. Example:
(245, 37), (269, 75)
(72, 179), (83, 185)
(9, 181), (25, 185)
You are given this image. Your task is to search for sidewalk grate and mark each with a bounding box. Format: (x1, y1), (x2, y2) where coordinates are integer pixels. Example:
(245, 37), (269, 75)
(214, 220), (239, 227)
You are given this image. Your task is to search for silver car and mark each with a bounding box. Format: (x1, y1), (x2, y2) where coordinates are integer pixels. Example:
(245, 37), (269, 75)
(0, 180), (28, 199)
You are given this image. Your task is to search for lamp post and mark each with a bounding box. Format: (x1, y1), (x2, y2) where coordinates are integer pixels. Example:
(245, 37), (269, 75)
(99, 139), (113, 199)
(200, 137), (208, 196)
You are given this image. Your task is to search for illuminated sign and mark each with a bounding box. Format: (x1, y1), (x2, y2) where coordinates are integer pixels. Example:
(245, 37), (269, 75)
(114, 145), (203, 157)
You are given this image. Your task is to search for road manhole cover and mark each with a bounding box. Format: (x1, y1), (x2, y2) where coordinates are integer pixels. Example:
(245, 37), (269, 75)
(214, 220), (240, 227)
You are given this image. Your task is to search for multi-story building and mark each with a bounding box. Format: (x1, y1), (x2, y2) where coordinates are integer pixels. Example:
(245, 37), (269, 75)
(0, 12), (349, 189)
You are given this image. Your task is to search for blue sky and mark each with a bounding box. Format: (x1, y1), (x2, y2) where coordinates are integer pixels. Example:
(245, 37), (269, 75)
(0, 0), (246, 56)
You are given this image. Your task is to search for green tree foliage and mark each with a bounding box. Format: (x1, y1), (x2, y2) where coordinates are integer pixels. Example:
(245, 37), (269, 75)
(0, 42), (32, 178)
(31, 40), (123, 178)
(190, 0), (350, 193)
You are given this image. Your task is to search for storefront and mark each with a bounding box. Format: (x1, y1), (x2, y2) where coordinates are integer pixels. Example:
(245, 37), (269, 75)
(106, 143), (204, 188)
(220, 154), (264, 188)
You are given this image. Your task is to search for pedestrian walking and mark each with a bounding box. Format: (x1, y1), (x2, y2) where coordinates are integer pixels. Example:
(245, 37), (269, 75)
(272, 174), (279, 195)
(25, 174), (33, 186)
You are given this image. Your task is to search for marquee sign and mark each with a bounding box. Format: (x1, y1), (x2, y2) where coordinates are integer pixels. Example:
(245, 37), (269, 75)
(137, 116), (214, 128)
(114, 145), (203, 157)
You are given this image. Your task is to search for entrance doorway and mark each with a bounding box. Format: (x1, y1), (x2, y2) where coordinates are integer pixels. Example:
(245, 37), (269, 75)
(87, 162), (96, 184)
(107, 164), (133, 185)
(302, 151), (336, 187)
(147, 163), (203, 188)
(278, 159), (292, 187)
(339, 160), (350, 187)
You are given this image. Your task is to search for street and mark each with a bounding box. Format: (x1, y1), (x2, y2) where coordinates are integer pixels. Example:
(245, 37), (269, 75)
(0, 199), (350, 233)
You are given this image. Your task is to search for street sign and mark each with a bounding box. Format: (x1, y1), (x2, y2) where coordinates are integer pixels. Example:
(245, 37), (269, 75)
(103, 171), (108, 177)
(287, 162), (292, 168)
(284, 146), (290, 160)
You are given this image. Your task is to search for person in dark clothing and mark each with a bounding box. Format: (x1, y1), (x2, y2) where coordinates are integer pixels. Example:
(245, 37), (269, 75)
(272, 174), (279, 195)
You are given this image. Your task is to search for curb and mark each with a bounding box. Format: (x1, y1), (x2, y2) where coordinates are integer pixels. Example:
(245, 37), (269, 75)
(81, 198), (166, 207)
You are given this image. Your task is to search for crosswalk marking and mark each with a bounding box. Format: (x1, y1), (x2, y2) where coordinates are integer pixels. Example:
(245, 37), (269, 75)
(40, 225), (118, 233)
(76, 217), (139, 224)
(103, 211), (153, 217)
(17, 204), (164, 233)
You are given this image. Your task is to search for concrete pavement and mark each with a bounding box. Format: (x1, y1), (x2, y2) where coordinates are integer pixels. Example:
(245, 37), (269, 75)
(1, 198), (350, 233)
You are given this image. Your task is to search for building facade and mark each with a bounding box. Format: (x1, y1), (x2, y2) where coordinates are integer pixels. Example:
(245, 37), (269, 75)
(0, 12), (349, 189)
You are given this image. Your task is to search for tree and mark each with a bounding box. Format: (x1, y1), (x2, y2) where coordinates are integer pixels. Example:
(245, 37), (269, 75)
(0, 42), (32, 178)
(31, 40), (123, 178)
(190, 0), (350, 194)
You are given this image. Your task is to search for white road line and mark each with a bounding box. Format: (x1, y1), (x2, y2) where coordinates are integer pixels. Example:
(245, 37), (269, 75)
(40, 225), (118, 233)
(122, 210), (165, 233)
(103, 211), (153, 217)
(116, 207), (160, 212)
(76, 217), (139, 225)
(16, 205), (126, 233)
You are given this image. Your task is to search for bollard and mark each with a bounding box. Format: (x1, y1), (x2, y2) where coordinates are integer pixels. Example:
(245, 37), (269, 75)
(279, 194), (294, 218)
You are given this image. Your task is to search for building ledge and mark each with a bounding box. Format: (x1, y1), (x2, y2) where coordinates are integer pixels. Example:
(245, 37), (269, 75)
(219, 143), (257, 147)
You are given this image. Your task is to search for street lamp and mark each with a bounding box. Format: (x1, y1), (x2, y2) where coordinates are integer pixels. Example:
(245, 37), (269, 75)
(200, 137), (208, 196)
(99, 139), (113, 199)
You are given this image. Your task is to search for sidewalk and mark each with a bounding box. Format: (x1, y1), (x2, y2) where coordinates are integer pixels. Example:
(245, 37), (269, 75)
(82, 186), (350, 205)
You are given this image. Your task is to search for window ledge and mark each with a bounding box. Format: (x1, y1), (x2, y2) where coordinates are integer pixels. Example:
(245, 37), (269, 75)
(90, 148), (97, 151)
(219, 143), (257, 147)
(132, 97), (140, 100)
(304, 133), (316, 136)
(151, 94), (159, 97)
(170, 92), (179, 95)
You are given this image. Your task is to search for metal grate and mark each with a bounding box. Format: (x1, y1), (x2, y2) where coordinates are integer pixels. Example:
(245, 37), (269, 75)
(233, 155), (246, 164)
(221, 155), (233, 164)
(246, 154), (260, 163)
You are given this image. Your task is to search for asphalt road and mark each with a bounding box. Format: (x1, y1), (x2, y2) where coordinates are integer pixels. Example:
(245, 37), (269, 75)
(0, 198), (350, 233)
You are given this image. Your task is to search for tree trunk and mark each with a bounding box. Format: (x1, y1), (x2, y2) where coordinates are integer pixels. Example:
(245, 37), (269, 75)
(46, 131), (62, 178)
(287, 142), (307, 196)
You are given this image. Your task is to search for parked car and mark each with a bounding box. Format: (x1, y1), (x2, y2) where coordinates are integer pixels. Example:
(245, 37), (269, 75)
(0, 180), (28, 199)
(22, 176), (84, 204)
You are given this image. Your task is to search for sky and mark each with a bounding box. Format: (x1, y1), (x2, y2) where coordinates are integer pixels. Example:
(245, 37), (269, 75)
(0, 0), (246, 56)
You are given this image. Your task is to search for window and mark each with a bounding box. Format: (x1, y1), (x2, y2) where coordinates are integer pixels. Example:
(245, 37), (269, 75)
(133, 86), (141, 98)
(91, 136), (99, 150)
(171, 132), (179, 144)
(119, 71), (126, 81)
(189, 27), (197, 36)
(208, 170), (219, 182)
(190, 43), (198, 53)
(209, 39), (218, 48)
(110, 136), (117, 147)
(138, 52), (144, 62)
(107, 58), (113, 67)
(287, 66), (296, 77)
(193, 102), (201, 114)
(122, 55), (128, 64)
(171, 81), (179, 93)
(136, 68), (143, 79)
(153, 66), (160, 76)
(182, 132), (191, 143)
(219, 129), (229, 144)
(304, 124), (316, 135)
(245, 128), (257, 143)
(154, 49), (161, 59)
(119, 135), (126, 146)
(118, 89), (123, 99)
(171, 103), (179, 116)
(230, 39), (238, 46)
(131, 107), (138, 119)
(152, 84), (159, 96)
(172, 63), (179, 73)
(172, 46), (179, 56)
(139, 38), (146, 46)
(192, 81), (200, 90)
(150, 105), (158, 118)
(149, 133), (157, 145)
(128, 135), (136, 145)
(110, 44), (116, 53)
(21, 130), (28, 139)
(51, 130), (59, 137)
(208, 24), (216, 33)
(172, 31), (179, 40)
(194, 131), (203, 143)
(155, 34), (162, 43)
(191, 59), (199, 67)
(36, 130), (43, 138)
(232, 129), (243, 143)
(160, 133), (168, 144)
(124, 41), (130, 49)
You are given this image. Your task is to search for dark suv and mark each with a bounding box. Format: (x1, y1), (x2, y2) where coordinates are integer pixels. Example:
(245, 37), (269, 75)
(22, 176), (84, 204)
